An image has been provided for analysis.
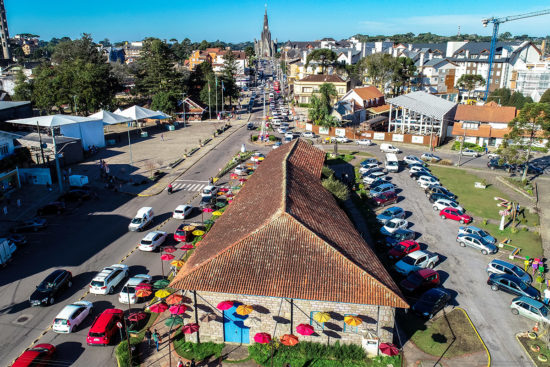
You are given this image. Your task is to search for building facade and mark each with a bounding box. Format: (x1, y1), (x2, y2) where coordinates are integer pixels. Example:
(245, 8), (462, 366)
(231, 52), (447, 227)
(254, 9), (277, 58)
(0, 0), (9, 60)
(293, 74), (349, 104)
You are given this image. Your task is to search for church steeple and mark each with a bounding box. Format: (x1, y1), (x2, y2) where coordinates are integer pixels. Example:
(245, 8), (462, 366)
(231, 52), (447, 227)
(263, 5), (269, 31)
(254, 5), (276, 58)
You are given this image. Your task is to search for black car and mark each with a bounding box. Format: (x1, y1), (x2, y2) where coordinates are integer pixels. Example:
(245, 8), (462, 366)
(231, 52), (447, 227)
(518, 163), (544, 175)
(29, 269), (72, 306)
(199, 196), (215, 209)
(487, 273), (540, 300)
(428, 192), (454, 203)
(425, 185), (457, 200)
(10, 217), (47, 233)
(410, 171), (437, 180)
(36, 201), (66, 216)
(246, 123), (255, 130)
(412, 288), (451, 319)
(3, 233), (27, 246)
(369, 178), (388, 189)
(58, 189), (91, 202)
(385, 228), (416, 247)
(487, 159), (514, 172)
(407, 162), (428, 169)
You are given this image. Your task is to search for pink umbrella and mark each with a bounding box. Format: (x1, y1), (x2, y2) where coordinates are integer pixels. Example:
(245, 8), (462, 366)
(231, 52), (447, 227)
(135, 283), (152, 291)
(127, 312), (147, 322)
(254, 332), (271, 344)
(296, 324), (314, 336)
(161, 254), (175, 261)
(226, 193), (234, 198)
(379, 343), (400, 356)
(169, 304), (187, 315)
(202, 207), (214, 213)
(180, 244), (194, 250)
(217, 301), (234, 310)
(219, 187), (229, 192)
(182, 323), (200, 334)
(162, 246), (177, 253)
(230, 173), (238, 179)
(149, 302), (168, 313)
(239, 178), (247, 182)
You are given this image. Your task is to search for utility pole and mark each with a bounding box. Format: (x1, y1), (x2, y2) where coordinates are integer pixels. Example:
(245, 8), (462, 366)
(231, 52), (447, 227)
(182, 91), (186, 127)
(457, 128), (466, 166)
(215, 75), (218, 119)
(208, 80), (212, 120)
(37, 122), (45, 164)
(51, 128), (64, 193)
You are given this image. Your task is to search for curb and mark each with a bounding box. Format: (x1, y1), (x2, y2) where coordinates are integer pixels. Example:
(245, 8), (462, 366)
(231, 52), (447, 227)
(456, 307), (491, 367)
(496, 176), (536, 202)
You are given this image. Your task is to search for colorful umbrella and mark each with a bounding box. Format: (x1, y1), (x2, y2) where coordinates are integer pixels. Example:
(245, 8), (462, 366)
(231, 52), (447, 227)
(136, 283), (152, 291)
(239, 178), (247, 182)
(344, 315), (363, 326)
(183, 323), (200, 334)
(171, 260), (185, 268)
(212, 211), (222, 216)
(183, 225), (196, 231)
(165, 316), (184, 327)
(379, 343), (399, 356)
(254, 332), (271, 344)
(200, 313), (217, 323)
(258, 157), (265, 161)
(162, 246), (177, 253)
(127, 312), (147, 322)
(202, 207), (214, 213)
(296, 324), (314, 336)
(243, 316), (261, 328)
(180, 244), (194, 250)
(169, 304), (188, 315)
(280, 334), (299, 346)
(149, 302), (168, 313)
(219, 187), (229, 192)
(228, 200), (233, 204)
(161, 254), (175, 261)
(153, 279), (170, 289)
(236, 304), (254, 316)
(215, 202), (226, 208)
(230, 173), (239, 179)
(226, 193), (234, 198)
(313, 312), (331, 323)
(155, 289), (171, 298)
(135, 288), (152, 298)
(204, 219), (215, 225)
(192, 230), (205, 236)
(217, 191), (224, 196)
(217, 301), (234, 310)
(166, 294), (184, 305)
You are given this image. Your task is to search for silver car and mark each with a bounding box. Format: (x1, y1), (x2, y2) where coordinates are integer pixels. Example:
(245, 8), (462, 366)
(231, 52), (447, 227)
(486, 259), (531, 284)
(511, 296), (550, 324)
(456, 234), (497, 255)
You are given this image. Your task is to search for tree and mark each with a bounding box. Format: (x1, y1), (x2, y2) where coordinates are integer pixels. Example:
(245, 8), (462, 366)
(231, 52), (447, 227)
(455, 74), (486, 99)
(98, 38), (111, 47)
(305, 49), (337, 74)
(487, 88), (512, 105)
(308, 83), (340, 127)
(12, 70), (33, 101)
(357, 53), (395, 90)
(504, 103), (550, 181)
(221, 50), (240, 107)
(539, 89), (550, 104)
(391, 57), (416, 95)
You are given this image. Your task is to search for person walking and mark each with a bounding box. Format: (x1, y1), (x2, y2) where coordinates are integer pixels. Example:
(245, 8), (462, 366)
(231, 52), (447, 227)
(161, 133), (164, 141)
(544, 287), (550, 305)
(176, 359), (184, 367)
(144, 328), (152, 348)
(190, 359), (196, 367)
(152, 329), (161, 351)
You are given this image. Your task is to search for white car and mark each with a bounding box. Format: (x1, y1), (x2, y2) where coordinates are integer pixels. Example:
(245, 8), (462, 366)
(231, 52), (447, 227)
(173, 205), (193, 220)
(118, 274), (153, 305)
(234, 165), (248, 176)
(277, 127), (287, 134)
(201, 185), (218, 197)
(394, 251), (439, 276)
(418, 175), (440, 188)
(409, 166), (430, 174)
(432, 199), (463, 212)
(52, 301), (93, 333)
(334, 137), (350, 143)
(284, 132), (294, 140)
(139, 231), (168, 252)
(421, 153), (441, 162)
(487, 153), (500, 160)
(89, 264), (129, 295)
(356, 139), (373, 146)
(381, 218), (408, 235)
(302, 132), (315, 138)
(404, 155), (422, 165)
(461, 149), (480, 157)
(359, 163), (380, 174)
(363, 172), (388, 185)
(250, 153), (265, 162)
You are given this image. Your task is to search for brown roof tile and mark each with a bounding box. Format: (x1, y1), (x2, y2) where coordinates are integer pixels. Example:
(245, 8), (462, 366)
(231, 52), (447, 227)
(299, 74), (346, 83)
(455, 104), (517, 123)
(353, 86), (384, 101)
(171, 139), (407, 308)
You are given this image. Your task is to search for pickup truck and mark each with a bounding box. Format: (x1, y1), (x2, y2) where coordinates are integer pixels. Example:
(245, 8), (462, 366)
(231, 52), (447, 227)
(394, 250), (439, 276)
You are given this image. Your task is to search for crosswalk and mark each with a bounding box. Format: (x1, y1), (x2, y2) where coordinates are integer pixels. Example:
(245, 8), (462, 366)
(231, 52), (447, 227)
(170, 181), (230, 192)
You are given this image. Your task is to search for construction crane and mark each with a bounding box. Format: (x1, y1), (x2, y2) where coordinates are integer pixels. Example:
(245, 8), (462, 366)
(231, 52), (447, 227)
(481, 9), (550, 100)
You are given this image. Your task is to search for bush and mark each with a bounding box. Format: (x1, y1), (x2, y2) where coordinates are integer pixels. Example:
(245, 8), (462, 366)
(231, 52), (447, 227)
(522, 227), (528, 232)
(439, 159), (453, 166)
(251, 135), (258, 142)
(298, 103), (310, 108)
(322, 175), (350, 201)
(173, 338), (224, 361)
(268, 135), (278, 142)
(321, 165), (335, 179)
(482, 218), (488, 225)
(451, 141), (484, 152)
(116, 338), (140, 367)
(531, 146), (549, 153)
(511, 227), (519, 234)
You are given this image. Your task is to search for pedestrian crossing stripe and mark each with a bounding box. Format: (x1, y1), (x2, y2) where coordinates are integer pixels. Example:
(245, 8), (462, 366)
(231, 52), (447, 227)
(169, 183), (230, 192)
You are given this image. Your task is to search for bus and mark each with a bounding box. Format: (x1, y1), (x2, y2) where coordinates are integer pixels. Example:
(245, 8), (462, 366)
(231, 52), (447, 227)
(385, 153), (399, 172)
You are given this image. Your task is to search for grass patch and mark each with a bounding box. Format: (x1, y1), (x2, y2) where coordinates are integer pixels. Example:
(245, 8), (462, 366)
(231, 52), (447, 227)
(173, 335), (224, 361)
(218, 151), (254, 177)
(504, 177), (535, 197)
(338, 149), (375, 157)
(479, 222), (543, 258)
(399, 309), (485, 359)
(325, 153), (355, 165)
(518, 335), (550, 367)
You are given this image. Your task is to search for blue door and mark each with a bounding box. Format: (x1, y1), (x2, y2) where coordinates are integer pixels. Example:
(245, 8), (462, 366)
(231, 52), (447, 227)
(223, 304), (250, 344)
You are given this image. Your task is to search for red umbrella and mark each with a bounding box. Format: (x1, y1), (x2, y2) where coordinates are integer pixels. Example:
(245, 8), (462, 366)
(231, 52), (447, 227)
(149, 302), (168, 313)
(217, 301), (234, 310)
(127, 312), (147, 322)
(182, 323), (200, 334)
(226, 193), (234, 198)
(296, 324), (314, 336)
(169, 304), (187, 315)
(379, 343), (400, 356)
(280, 334), (299, 346)
(162, 246), (177, 253)
(135, 283), (152, 291)
(230, 173), (238, 179)
(254, 332), (271, 344)
(160, 254), (175, 261)
(202, 207), (214, 213)
(239, 178), (247, 182)
(180, 244), (194, 250)
(219, 187), (229, 192)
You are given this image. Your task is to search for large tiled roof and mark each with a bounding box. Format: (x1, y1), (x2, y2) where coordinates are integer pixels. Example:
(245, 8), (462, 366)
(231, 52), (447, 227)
(171, 140), (407, 308)
(455, 104), (516, 123)
(298, 74), (346, 83)
(352, 86), (384, 101)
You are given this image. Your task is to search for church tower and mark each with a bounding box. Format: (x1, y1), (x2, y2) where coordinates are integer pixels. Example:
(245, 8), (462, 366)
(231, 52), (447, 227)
(0, 0), (10, 60)
(254, 6), (276, 58)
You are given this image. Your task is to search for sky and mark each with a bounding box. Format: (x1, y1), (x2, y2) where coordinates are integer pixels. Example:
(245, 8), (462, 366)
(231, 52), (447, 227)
(5, 0), (550, 43)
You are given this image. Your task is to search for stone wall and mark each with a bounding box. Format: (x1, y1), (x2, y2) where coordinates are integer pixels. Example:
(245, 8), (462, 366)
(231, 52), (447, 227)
(185, 290), (395, 346)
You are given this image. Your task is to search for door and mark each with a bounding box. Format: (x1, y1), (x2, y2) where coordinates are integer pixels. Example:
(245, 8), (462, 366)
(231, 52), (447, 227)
(223, 304), (250, 344)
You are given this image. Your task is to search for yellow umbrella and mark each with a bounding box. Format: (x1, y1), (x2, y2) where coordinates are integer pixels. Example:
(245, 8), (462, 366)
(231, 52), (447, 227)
(313, 312), (331, 323)
(171, 260), (185, 268)
(183, 225), (196, 231)
(192, 230), (205, 236)
(155, 289), (171, 299)
(236, 304), (254, 316)
(344, 315), (363, 326)
(258, 157), (265, 161)
(212, 211), (222, 216)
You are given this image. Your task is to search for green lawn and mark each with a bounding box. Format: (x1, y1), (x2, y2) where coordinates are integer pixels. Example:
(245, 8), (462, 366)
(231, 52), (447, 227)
(479, 222), (543, 259)
(325, 154), (355, 165)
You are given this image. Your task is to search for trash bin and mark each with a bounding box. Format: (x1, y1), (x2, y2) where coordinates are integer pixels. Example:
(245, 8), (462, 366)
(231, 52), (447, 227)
(141, 131), (149, 138)
(167, 125), (175, 131)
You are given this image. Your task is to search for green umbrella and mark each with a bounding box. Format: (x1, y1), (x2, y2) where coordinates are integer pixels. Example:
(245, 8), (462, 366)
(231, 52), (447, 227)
(215, 202), (226, 208)
(165, 316), (184, 327)
(154, 279), (170, 289)
(204, 219), (215, 225)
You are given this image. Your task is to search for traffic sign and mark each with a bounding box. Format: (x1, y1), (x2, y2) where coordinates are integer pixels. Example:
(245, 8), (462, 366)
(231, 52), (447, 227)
(116, 322), (123, 329)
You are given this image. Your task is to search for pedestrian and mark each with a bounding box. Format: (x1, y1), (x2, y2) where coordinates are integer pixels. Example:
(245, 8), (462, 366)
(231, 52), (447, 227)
(161, 133), (164, 141)
(544, 288), (550, 305)
(485, 146), (488, 155)
(190, 359), (196, 367)
(144, 328), (152, 347)
(152, 329), (161, 351)
(177, 359), (184, 367)
(2, 206), (7, 215)
(16, 198), (21, 208)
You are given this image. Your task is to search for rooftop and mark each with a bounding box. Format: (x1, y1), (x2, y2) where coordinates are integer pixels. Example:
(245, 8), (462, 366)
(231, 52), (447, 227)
(455, 104), (517, 123)
(298, 74), (346, 83)
(388, 91), (457, 120)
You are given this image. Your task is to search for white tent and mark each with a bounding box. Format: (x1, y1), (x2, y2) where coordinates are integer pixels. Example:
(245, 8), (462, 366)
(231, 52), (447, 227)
(89, 110), (133, 125)
(118, 105), (166, 120)
(155, 110), (171, 119)
(7, 114), (95, 127)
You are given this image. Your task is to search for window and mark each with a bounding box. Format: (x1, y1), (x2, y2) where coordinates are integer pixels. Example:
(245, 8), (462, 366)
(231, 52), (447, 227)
(302, 87), (313, 93)
(310, 311), (324, 330)
(343, 313), (359, 333)
(0, 144), (8, 156)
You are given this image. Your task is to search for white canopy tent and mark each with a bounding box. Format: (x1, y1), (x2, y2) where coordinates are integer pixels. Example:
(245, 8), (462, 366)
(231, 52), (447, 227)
(89, 109), (133, 125)
(118, 105), (168, 120)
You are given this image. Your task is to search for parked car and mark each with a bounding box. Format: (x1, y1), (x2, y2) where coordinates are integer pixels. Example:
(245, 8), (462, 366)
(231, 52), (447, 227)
(394, 250), (439, 275)
(510, 296), (550, 324)
(407, 161), (428, 169)
(428, 192), (455, 204)
(58, 189), (91, 202)
(234, 165), (248, 176)
(30, 269), (73, 306)
(360, 158), (379, 167)
(456, 234), (498, 255)
(421, 153), (441, 162)
(118, 274), (153, 304)
(12, 344), (56, 367)
(400, 269), (440, 294)
(277, 127), (287, 134)
(272, 142), (282, 149)
(199, 195), (215, 209)
(10, 217), (47, 233)
(89, 264), (129, 295)
(462, 149), (480, 157)
(369, 183), (395, 197)
(409, 166), (431, 175)
(359, 163), (380, 174)
(52, 301), (93, 333)
(410, 170), (437, 181)
(458, 226), (496, 245)
(487, 153), (500, 160)
(356, 139), (373, 145)
(376, 207), (405, 224)
(381, 218), (408, 235)
(4, 233), (27, 247)
(369, 178), (389, 189)
(388, 240), (420, 261)
(201, 185), (218, 197)
(172, 205), (193, 220)
(487, 259), (532, 284)
(418, 175), (440, 188)
(362, 171), (388, 185)
(404, 155), (422, 165)
(86, 308), (124, 346)
(138, 231), (168, 252)
(36, 201), (66, 216)
(246, 122), (255, 130)
(440, 208), (472, 224)
(174, 223), (193, 242)
(302, 132), (315, 138)
(372, 191), (398, 207)
(361, 167), (385, 177)
(487, 273), (540, 300)
(487, 159), (514, 172)
(432, 199), (463, 212)
(284, 132), (294, 140)
(412, 288), (451, 319)
(385, 228), (416, 247)
(425, 185), (457, 200)
(334, 137), (350, 143)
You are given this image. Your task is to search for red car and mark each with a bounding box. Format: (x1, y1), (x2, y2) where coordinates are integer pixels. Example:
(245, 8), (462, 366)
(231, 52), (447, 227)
(173, 224), (193, 242)
(12, 343), (56, 367)
(372, 191), (398, 207)
(388, 240), (420, 261)
(87, 308), (124, 346)
(439, 208), (472, 224)
(400, 268), (440, 294)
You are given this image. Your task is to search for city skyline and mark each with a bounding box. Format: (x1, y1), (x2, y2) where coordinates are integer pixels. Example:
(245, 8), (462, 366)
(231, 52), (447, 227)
(4, 0), (550, 43)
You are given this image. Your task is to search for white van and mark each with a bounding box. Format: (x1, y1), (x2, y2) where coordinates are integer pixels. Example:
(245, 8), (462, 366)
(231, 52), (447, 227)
(385, 153), (400, 172)
(128, 207), (154, 232)
(380, 143), (401, 153)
